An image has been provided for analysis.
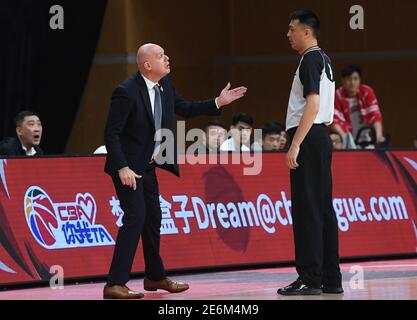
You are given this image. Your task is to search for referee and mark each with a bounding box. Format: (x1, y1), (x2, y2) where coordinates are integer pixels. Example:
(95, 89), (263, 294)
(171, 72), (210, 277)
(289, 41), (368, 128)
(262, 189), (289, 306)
(277, 10), (343, 296)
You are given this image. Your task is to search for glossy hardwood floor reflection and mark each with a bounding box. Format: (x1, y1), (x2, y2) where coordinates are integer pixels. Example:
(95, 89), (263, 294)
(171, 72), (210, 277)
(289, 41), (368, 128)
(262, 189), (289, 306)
(1, 258), (416, 300)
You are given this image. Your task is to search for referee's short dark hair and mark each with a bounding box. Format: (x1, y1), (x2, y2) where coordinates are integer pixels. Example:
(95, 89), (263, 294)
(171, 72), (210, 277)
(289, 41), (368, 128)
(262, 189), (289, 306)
(14, 110), (40, 127)
(289, 10), (320, 38)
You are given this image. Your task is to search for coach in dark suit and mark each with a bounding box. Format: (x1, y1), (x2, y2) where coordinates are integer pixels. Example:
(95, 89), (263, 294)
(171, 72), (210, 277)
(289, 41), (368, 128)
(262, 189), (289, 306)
(103, 43), (247, 299)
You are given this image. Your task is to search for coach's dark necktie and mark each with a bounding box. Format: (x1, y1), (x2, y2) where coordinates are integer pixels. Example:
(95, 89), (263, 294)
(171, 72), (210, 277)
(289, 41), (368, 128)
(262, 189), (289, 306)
(153, 84), (162, 159)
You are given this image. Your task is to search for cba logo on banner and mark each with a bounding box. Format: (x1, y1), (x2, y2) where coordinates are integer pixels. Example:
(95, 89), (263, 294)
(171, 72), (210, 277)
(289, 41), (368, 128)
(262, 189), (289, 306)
(24, 186), (114, 249)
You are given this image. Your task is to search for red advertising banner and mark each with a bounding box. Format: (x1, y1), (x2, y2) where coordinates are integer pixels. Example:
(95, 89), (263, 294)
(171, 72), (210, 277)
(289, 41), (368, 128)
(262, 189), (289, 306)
(0, 150), (416, 286)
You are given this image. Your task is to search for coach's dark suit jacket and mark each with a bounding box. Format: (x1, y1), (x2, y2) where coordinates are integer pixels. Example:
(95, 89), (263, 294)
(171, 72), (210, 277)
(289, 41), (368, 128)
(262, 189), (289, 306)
(0, 137), (44, 156)
(104, 72), (221, 177)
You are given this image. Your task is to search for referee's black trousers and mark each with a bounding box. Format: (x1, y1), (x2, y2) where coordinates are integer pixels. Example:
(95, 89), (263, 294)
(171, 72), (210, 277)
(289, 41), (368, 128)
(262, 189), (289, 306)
(287, 124), (342, 288)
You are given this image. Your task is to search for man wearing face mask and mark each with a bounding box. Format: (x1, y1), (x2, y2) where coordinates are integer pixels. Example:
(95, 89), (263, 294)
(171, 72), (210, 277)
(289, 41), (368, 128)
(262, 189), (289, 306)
(0, 110), (44, 156)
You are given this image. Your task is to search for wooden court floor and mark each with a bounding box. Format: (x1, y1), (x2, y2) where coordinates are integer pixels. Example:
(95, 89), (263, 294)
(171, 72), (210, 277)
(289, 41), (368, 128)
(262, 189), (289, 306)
(1, 258), (416, 300)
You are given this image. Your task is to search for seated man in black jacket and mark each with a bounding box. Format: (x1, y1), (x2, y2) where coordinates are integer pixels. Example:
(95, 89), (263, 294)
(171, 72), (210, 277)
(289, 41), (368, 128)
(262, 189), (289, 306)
(0, 110), (44, 156)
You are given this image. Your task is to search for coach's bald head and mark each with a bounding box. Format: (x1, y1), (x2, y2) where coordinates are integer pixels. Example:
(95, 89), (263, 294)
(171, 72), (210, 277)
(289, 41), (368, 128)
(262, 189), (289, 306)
(136, 43), (170, 82)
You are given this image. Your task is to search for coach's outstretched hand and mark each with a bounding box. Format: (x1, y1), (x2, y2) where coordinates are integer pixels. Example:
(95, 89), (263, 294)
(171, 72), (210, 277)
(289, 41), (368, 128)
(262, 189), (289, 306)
(216, 82), (247, 107)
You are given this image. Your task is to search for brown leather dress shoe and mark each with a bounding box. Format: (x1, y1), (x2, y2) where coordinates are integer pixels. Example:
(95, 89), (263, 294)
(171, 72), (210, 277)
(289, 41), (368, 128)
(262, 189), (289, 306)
(143, 277), (189, 293)
(103, 285), (144, 299)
